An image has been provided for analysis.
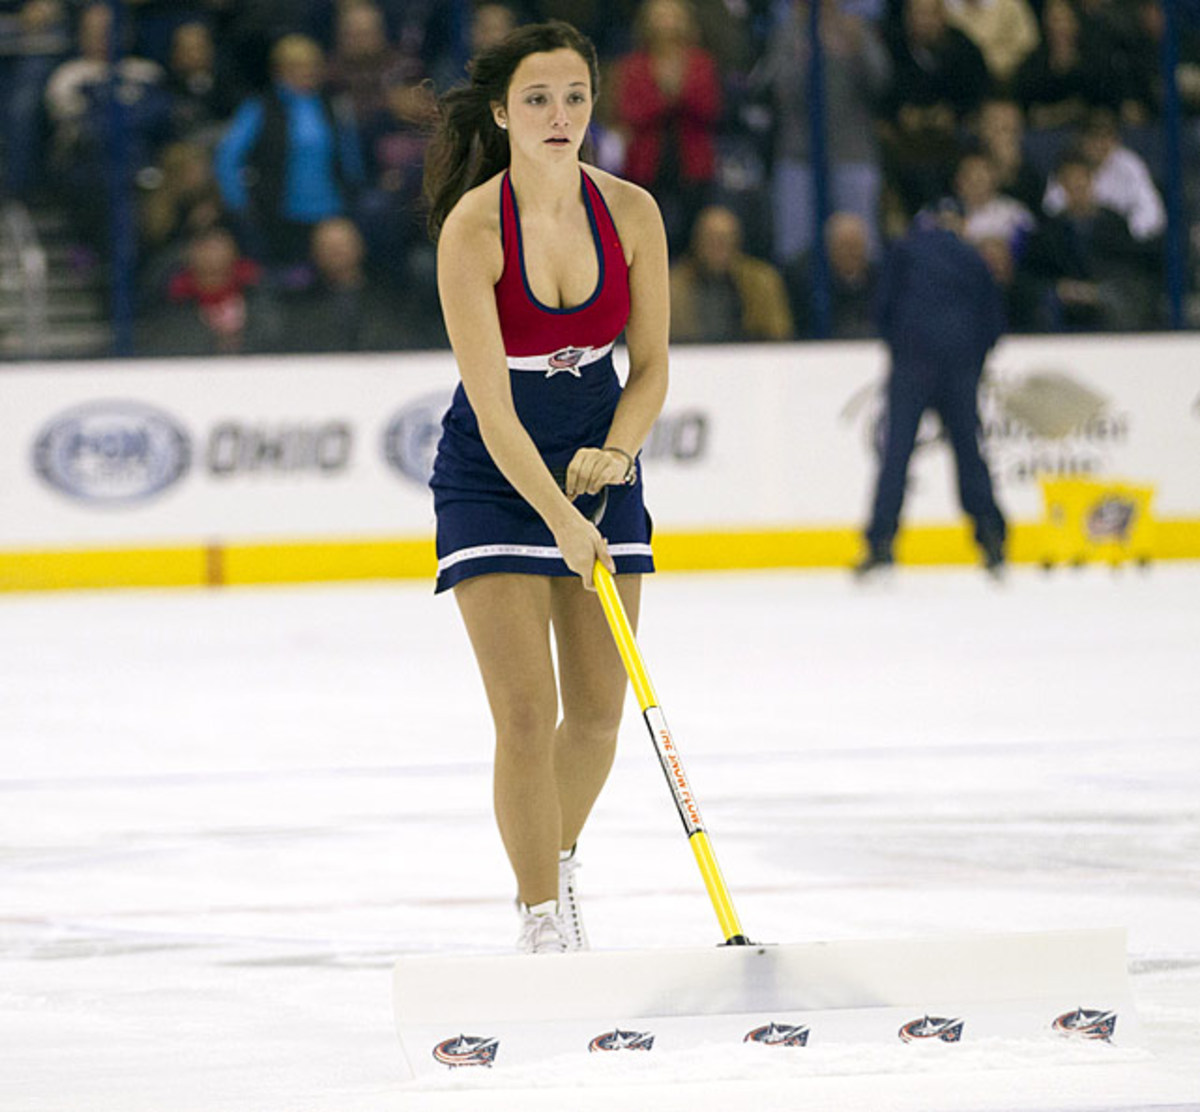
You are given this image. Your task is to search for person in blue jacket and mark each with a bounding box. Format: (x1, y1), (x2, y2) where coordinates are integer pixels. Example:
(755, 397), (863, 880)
(857, 198), (1007, 576)
(215, 33), (364, 272)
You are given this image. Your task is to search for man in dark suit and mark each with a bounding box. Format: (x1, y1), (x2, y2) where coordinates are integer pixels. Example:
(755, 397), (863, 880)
(857, 198), (1008, 577)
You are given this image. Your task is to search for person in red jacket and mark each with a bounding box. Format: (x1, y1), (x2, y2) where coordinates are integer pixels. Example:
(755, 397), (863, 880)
(613, 0), (722, 255)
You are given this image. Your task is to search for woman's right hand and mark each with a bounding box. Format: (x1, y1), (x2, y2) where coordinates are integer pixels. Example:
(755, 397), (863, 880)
(552, 511), (615, 591)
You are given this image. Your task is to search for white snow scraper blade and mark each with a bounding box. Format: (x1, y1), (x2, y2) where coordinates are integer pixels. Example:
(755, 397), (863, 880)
(393, 927), (1138, 1078)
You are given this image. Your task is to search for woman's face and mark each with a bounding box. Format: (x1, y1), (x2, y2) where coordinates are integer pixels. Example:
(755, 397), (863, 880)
(644, 0), (692, 45)
(496, 48), (593, 165)
(276, 45), (324, 93)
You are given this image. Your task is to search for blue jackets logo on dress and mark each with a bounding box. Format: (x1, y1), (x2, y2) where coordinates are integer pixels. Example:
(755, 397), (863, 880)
(546, 346), (590, 377)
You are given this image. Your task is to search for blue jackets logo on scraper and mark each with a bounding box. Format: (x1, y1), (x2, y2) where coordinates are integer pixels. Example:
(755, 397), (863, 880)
(34, 401), (191, 504)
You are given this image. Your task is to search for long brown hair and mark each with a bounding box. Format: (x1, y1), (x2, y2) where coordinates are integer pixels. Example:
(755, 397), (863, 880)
(423, 20), (600, 240)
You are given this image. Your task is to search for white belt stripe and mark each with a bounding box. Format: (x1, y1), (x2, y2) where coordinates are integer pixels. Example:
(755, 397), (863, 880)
(438, 541), (653, 574)
(506, 341), (614, 372)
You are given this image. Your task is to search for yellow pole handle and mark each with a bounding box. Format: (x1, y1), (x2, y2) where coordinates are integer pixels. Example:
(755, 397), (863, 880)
(593, 562), (749, 945)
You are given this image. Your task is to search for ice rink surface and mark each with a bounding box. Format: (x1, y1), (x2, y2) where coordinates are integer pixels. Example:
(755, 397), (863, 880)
(2, 564), (1199, 1112)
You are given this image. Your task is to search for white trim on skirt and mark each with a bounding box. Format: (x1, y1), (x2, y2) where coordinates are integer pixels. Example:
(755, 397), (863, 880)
(437, 541), (653, 574)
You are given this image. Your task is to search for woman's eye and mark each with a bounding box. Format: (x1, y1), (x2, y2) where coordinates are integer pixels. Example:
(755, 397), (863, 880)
(526, 95), (545, 106)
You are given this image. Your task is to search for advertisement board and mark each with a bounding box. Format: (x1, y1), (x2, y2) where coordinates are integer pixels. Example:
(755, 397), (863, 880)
(2, 334), (1198, 589)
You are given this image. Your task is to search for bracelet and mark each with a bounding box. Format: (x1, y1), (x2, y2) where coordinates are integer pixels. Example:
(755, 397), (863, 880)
(603, 445), (637, 485)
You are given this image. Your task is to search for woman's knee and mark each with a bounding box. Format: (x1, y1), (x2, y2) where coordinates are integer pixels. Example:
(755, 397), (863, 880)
(558, 710), (622, 752)
(492, 697), (558, 764)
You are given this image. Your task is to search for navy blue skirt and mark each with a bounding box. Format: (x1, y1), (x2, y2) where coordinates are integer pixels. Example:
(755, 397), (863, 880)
(429, 353), (655, 594)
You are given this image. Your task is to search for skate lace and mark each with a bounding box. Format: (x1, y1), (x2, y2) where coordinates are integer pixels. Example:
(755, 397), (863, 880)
(558, 851), (588, 951)
(518, 906), (567, 954)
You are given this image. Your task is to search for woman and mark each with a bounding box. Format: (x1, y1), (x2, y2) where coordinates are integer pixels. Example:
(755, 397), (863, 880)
(214, 34), (365, 269)
(423, 21), (670, 954)
(612, 0), (721, 255)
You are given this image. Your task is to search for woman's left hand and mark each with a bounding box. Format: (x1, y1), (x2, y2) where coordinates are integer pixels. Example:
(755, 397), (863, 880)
(564, 447), (631, 500)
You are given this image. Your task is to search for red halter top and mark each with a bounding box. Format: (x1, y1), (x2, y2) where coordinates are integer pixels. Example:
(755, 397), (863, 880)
(494, 169), (630, 368)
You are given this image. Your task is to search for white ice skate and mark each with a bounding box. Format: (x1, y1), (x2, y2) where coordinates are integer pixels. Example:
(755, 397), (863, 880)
(516, 899), (567, 954)
(558, 845), (588, 951)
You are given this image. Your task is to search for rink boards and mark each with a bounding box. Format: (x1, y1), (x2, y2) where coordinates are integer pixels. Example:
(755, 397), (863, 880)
(2, 334), (1199, 589)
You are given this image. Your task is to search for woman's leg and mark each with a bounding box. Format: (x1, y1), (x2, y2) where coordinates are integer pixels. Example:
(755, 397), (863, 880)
(550, 574), (641, 851)
(454, 573), (560, 907)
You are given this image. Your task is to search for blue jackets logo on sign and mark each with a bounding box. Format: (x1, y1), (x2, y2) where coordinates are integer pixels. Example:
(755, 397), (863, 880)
(1086, 496), (1136, 543)
(383, 390), (452, 486)
(34, 401), (190, 505)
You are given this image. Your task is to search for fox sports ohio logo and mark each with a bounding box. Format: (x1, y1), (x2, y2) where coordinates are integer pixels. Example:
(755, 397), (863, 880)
(383, 390), (452, 486)
(33, 401), (190, 505)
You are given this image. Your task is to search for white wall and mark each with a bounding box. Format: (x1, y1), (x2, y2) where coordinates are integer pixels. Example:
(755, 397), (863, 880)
(3, 334), (1198, 553)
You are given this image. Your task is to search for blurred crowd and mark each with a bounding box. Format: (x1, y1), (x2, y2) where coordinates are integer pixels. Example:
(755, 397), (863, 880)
(0, 0), (1196, 356)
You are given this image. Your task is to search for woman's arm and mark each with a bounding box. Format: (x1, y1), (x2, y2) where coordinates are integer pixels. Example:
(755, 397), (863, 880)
(573, 179), (670, 489)
(213, 98), (264, 213)
(437, 193), (614, 587)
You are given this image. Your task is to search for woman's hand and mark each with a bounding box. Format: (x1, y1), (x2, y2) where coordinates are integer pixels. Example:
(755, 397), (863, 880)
(552, 511), (615, 591)
(563, 446), (632, 500)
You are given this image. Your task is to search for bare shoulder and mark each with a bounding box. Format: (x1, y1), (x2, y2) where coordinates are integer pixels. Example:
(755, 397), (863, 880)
(439, 172), (505, 278)
(583, 167), (664, 248)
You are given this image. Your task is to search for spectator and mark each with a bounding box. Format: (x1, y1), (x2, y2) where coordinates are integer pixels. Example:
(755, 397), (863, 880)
(431, 2), (520, 91)
(356, 61), (436, 289)
(669, 204), (793, 342)
(1115, 0), (1200, 123)
(137, 138), (225, 296)
(137, 224), (281, 355)
(857, 199), (1007, 577)
(0, 0), (73, 198)
(1042, 108), (1165, 243)
(325, 0), (409, 133)
(208, 0), (328, 95)
(942, 0), (1039, 91)
(1020, 147), (1161, 331)
(1012, 0), (1119, 132)
(43, 2), (171, 247)
(879, 0), (991, 220)
(976, 232), (1040, 330)
(973, 96), (1045, 212)
(785, 211), (879, 339)
(281, 216), (409, 351)
(756, 0), (891, 263)
(614, 0), (722, 255)
(126, 0), (223, 67)
(163, 20), (241, 148)
(953, 150), (1035, 254)
(690, 0), (762, 79)
(214, 33), (365, 273)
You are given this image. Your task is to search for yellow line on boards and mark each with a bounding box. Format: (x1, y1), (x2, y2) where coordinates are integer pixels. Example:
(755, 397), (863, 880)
(3, 520), (1200, 592)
